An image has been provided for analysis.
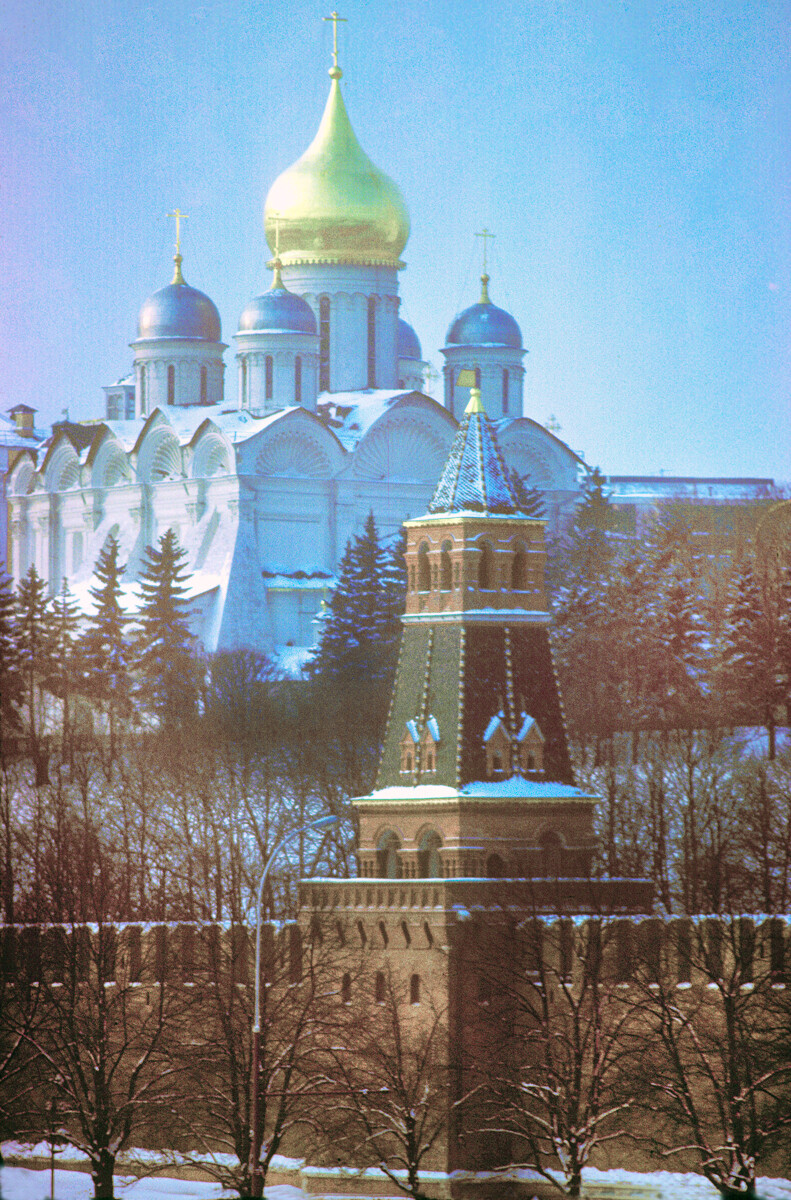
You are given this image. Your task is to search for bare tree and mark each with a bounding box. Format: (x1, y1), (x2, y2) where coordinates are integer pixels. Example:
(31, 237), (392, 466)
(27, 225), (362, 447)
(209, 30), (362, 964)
(20, 919), (190, 1199)
(633, 917), (791, 1195)
(316, 966), (452, 1200)
(468, 917), (641, 1198)
(169, 920), (353, 1197)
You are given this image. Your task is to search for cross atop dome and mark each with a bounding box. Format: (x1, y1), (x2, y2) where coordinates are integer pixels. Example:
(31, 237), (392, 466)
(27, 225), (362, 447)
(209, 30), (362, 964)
(322, 10), (347, 78)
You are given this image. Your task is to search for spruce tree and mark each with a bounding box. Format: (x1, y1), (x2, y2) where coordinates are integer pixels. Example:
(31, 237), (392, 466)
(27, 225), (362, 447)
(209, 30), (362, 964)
(48, 578), (82, 752)
(0, 572), (24, 748)
(722, 557), (785, 758)
(505, 466), (545, 518)
(15, 566), (56, 757)
(134, 529), (197, 724)
(312, 512), (391, 686)
(82, 536), (130, 716)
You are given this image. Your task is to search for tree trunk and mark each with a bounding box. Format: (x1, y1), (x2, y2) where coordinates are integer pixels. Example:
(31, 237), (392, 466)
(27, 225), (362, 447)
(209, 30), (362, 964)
(91, 1148), (115, 1199)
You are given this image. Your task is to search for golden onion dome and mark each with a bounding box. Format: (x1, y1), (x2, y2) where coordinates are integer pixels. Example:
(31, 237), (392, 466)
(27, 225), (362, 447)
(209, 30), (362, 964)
(264, 65), (410, 268)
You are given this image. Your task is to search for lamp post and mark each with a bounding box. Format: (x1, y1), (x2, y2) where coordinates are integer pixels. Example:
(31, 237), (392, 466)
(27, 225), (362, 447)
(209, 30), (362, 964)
(248, 813), (340, 1198)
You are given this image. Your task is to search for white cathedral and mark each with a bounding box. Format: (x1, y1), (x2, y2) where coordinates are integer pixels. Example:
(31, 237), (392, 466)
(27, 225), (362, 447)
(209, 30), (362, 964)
(4, 36), (768, 667)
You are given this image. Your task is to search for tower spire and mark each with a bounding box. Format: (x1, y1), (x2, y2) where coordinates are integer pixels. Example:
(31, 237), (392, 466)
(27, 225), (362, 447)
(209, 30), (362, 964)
(323, 10), (347, 79)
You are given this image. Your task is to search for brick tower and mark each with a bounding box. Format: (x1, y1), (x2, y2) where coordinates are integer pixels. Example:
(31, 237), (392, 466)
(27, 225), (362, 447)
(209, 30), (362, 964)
(354, 385), (599, 886)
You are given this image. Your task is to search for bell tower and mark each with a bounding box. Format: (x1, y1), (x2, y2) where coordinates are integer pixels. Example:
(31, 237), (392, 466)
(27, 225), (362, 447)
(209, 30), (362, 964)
(352, 381), (598, 883)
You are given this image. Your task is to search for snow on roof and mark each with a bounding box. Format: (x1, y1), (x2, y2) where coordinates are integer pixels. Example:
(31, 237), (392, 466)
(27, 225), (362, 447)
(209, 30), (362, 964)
(361, 777), (595, 802)
(428, 400), (521, 515)
(92, 404), (297, 452)
(317, 389), (421, 451)
(484, 714), (506, 742)
(405, 719), (419, 742)
(426, 714), (440, 742)
(605, 475), (776, 502)
(517, 713), (543, 741)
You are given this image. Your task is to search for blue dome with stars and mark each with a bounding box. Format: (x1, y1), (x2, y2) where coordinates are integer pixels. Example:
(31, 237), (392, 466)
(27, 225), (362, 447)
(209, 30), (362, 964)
(445, 275), (522, 349)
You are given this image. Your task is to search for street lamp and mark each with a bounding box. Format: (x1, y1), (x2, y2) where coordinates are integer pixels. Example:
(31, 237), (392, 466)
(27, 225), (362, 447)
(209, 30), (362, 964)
(248, 813), (340, 1198)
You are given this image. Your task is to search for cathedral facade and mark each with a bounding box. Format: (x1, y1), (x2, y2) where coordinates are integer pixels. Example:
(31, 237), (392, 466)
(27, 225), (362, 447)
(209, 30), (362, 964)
(3, 41), (584, 664)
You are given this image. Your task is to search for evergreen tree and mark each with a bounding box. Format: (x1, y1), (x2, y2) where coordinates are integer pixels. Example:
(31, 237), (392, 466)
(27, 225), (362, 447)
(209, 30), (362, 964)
(134, 529), (197, 724)
(15, 566), (56, 759)
(0, 572), (24, 747)
(311, 512), (393, 687)
(505, 466), (545, 518)
(81, 536), (131, 731)
(48, 578), (82, 753)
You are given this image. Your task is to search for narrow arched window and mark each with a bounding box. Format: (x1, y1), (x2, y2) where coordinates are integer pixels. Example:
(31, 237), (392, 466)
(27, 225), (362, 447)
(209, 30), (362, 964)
(440, 541), (452, 591)
(418, 832), (442, 879)
(376, 831), (401, 879)
(167, 364), (175, 406)
(319, 296), (330, 391)
(139, 366), (146, 414)
(341, 973), (351, 1004)
(265, 355), (273, 401)
(478, 540), (494, 590)
(512, 542), (528, 591)
(486, 853), (505, 878)
(417, 542), (430, 592)
(200, 365), (208, 405)
(445, 367), (453, 414)
(374, 971), (386, 1004)
(502, 368), (509, 415)
(410, 974), (421, 1005)
(367, 296), (376, 388)
(474, 366), (481, 388)
(295, 356), (302, 405)
(241, 359), (248, 408)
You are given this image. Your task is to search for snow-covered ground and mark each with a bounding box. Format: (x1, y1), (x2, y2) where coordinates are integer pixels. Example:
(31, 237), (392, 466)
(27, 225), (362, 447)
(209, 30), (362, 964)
(2, 1163), (791, 1200)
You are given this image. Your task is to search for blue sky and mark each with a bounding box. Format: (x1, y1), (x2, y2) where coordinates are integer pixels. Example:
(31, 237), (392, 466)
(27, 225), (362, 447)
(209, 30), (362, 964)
(2, 0), (789, 479)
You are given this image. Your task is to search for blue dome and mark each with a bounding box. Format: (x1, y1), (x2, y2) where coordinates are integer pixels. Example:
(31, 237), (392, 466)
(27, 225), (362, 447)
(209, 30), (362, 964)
(238, 285), (317, 335)
(445, 301), (522, 349)
(137, 281), (221, 342)
(397, 318), (422, 361)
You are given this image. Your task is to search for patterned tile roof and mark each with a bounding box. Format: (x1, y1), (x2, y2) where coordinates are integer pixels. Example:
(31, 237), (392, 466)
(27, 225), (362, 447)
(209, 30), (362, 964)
(427, 393), (519, 515)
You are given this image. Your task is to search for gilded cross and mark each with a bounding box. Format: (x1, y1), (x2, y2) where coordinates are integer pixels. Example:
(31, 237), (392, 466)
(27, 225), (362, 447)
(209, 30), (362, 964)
(167, 209), (189, 256)
(323, 11), (347, 70)
(475, 227), (495, 274)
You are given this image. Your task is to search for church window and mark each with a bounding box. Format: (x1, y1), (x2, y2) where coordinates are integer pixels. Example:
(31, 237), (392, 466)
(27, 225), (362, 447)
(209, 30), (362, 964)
(167, 364), (175, 406)
(440, 541), (452, 591)
(512, 542), (528, 591)
(200, 366), (208, 405)
(405, 753), (412, 771)
(478, 540), (494, 590)
(241, 359), (248, 408)
(376, 831), (401, 879)
(367, 296), (376, 387)
(295, 356), (302, 404)
(527, 752), (535, 770)
(265, 355), (273, 401)
(474, 366), (481, 388)
(426, 751), (434, 771)
(319, 296), (330, 391)
(492, 751), (503, 772)
(502, 368), (509, 414)
(410, 974), (421, 1004)
(107, 393), (121, 420)
(124, 392), (135, 419)
(374, 971), (386, 1003)
(341, 973), (351, 1004)
(444, 367), (453, 414)
(140, 366), (147, 414)
(417, 542), (430, 592)
(418, 831), (442, 879)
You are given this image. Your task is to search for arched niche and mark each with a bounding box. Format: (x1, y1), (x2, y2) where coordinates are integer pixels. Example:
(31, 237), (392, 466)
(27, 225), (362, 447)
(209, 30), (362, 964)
(375, 831), (401, 879)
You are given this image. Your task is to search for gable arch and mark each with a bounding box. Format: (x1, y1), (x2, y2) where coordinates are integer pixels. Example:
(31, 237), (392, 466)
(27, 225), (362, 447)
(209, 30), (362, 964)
(250, 410), (344, 479)
(136, 424), (183, 483)
(352, 402), (454, 483)
(497, 418), (585, 494)
(8, 456), (36, 496)
(43, 440), (81, 492)
(90, 433), (133, 489)
(190, 427), (233, 479)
